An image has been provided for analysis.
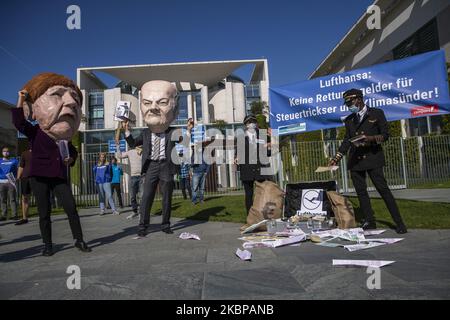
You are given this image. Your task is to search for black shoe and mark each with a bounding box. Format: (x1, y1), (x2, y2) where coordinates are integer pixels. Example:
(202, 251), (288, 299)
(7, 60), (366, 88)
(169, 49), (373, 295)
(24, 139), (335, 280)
(137, 230), (147, 237)
(0, 217), (6, 222)
(395, 225), (408, 234)
(15, 219), (29, 225)
(361, 221), (377, 230)
(74, 241), (92, 252)
(162, 227), (173, 234)
(42, 244), (54, 256)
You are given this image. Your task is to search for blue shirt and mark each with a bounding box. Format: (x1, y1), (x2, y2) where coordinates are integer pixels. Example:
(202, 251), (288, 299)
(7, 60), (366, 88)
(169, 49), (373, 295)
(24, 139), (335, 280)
(0, 158), (18, 180)
(93, 164), (112, 184)
(179, 162), (190, 178)
(111, 164), (123, 184)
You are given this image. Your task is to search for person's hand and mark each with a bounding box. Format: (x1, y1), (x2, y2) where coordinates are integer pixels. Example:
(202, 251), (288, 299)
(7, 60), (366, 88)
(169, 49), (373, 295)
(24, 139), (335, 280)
(328, 158), (337, 167)
(187, 118), (194, 131)
(234, 157), (238, 165)
(64, 157), (74, 166)
(365, 135), (376, 143)
(121, 120), (129, 131)
(18, 90), (28, 104)
(267, 127), (272, 136)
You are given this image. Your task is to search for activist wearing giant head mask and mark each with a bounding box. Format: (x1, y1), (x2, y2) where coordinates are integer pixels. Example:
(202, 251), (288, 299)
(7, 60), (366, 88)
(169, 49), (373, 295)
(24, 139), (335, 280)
(140, 80), (179, 133)
(343, 88), (364, 113)
(20, 73), (82, 141)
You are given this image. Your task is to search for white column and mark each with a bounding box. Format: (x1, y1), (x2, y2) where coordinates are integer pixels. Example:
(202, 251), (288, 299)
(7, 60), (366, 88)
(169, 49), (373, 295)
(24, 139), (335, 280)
(187, 92), (193, 120)
(201, 86), (209, 124)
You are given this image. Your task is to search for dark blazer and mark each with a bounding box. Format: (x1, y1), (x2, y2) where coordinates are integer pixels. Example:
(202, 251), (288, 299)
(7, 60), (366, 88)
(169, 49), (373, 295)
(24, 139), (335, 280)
(11, 108), (78, 180)
(125, 127), (180, 175)
(338, 107), (389, 171)
(235, 130), (271, 181)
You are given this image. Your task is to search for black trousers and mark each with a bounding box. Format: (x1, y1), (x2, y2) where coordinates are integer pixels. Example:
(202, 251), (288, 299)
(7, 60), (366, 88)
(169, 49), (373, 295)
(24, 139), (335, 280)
(139, 160), (174, 231)
(111, 183), (123, 207)
(350, 167), (405, 227)
(30, 177), (83, 244)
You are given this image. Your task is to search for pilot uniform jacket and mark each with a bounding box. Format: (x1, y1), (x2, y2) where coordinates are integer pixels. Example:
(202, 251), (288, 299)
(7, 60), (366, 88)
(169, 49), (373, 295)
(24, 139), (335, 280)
(11, 108), (78, 180)
(338, 107), (389, 172)
(125, 127), (179, 176)
(235, 130), (271, 181)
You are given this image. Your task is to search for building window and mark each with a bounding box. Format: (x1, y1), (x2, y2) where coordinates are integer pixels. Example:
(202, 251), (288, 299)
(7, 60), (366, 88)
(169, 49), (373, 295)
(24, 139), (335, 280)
(88, 91), (104, 130)
(245, 84), (261, 114)
(393, 19), (439, 59)
(175, 92), (189, 125)
(194, 91), (202, 122)
(393, 19), (441, 137)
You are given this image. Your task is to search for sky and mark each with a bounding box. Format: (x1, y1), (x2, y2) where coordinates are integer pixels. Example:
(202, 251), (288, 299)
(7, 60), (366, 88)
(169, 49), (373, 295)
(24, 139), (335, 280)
(0, 0), (373, 104)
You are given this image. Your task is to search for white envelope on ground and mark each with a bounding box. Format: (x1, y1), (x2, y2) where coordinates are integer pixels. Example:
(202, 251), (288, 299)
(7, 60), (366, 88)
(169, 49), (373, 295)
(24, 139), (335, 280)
(332, 259), (395, 268)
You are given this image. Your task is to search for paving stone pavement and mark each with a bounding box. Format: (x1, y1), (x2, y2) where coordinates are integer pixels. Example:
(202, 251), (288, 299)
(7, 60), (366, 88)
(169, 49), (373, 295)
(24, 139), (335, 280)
(1, 207), (450, 300)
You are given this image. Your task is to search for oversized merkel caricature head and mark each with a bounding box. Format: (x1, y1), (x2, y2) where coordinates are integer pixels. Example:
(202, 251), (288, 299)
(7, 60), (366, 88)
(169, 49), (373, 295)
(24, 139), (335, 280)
(22, 73), (82, 141)
(140, 80), (178, 133)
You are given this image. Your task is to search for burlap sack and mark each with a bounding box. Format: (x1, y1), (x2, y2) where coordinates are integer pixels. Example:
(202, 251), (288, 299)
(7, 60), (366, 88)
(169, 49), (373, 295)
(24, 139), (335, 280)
(326, 191), (356, 229)
(242, 181), (284, 232)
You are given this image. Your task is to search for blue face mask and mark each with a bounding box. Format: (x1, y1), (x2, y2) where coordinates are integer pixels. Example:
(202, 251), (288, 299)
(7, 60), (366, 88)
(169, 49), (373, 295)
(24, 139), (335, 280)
(349, 105), (359, 113)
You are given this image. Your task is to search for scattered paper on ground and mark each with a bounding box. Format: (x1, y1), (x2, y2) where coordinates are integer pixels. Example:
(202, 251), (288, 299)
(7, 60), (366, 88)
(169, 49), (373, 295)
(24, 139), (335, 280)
(364, 229), (386, 236)
(333, 259), (395, 268)
(235, 248), (252, 261)
(241, 220), (268, 234)
(179, 232), (201, 240)
(344, 242), (386, 252)
(315, 166), (339, 173)
(360, 238), (404, 244)
(312, 228), (365, 242)
(243, 235), (306, 249)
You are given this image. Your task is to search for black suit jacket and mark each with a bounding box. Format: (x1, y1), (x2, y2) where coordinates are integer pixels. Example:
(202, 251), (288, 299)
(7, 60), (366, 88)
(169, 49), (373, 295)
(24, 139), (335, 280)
(125, 127), (182, 175)
(338, 107), (389, 171)
(235, 130), (271, 181)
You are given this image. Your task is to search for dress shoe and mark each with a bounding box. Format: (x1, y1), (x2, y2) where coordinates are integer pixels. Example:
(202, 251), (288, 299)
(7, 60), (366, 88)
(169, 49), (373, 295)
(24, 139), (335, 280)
(162, 227), (174, 234)
(0, 216), (7, 222)
(15, 219), (29, 225)
(137, 230), (147, 237)
(395, 225), (408, 234)
(42, 244), (54, 256)
(74, 241), (92, 252)
(360, 221), (377, 230)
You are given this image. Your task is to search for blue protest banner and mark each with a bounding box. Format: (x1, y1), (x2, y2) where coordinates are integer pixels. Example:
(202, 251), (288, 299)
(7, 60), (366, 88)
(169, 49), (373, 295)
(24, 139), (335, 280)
(269, 50), (450, 135)
(108, 140), (126, 153)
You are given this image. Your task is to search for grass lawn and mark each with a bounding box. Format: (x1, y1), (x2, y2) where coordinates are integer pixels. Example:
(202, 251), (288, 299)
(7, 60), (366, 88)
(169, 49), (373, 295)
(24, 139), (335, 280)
(150, 194), (450, 229)
(408, 181), (450, 189)
(15, 194), (450, 229)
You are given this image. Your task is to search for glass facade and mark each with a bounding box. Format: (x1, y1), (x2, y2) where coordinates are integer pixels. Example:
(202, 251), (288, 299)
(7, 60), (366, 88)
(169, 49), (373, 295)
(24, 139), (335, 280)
(245, 84), (261, 114)
(88, 91), (104, 130)
(393, 18), (441, 136)
(194, 91), (202, 122)
(175, 91), (189, 125)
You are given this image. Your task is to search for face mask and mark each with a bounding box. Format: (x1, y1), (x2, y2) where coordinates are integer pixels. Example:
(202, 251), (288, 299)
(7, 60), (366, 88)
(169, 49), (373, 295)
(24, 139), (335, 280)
(349, 105), (359, 113)
(2, 152), (9, 157)
(246, 123), (257, 130)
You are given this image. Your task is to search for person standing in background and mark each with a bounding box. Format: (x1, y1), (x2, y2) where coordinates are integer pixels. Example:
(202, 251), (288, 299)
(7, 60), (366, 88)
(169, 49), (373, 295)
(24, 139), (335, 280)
(110, 157), (124, 209)
(0, 147), (18, 221)
(93, 152), (120, 216)
(16, 147), (32, 225)
(178, 151), (192, 200)
(116, 146), (143, 219)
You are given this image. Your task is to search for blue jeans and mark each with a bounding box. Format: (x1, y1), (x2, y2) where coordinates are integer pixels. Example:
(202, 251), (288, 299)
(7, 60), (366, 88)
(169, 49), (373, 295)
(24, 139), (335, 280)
(97, 182), (116, 211)
(192, 165), (208, 203)
(130, 175), (141, 212)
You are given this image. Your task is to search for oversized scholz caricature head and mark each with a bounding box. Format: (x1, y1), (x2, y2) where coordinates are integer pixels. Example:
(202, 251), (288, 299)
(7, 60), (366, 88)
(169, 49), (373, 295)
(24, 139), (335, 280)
(140, 80), (178, 133)
(22, 73), (82, 141)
